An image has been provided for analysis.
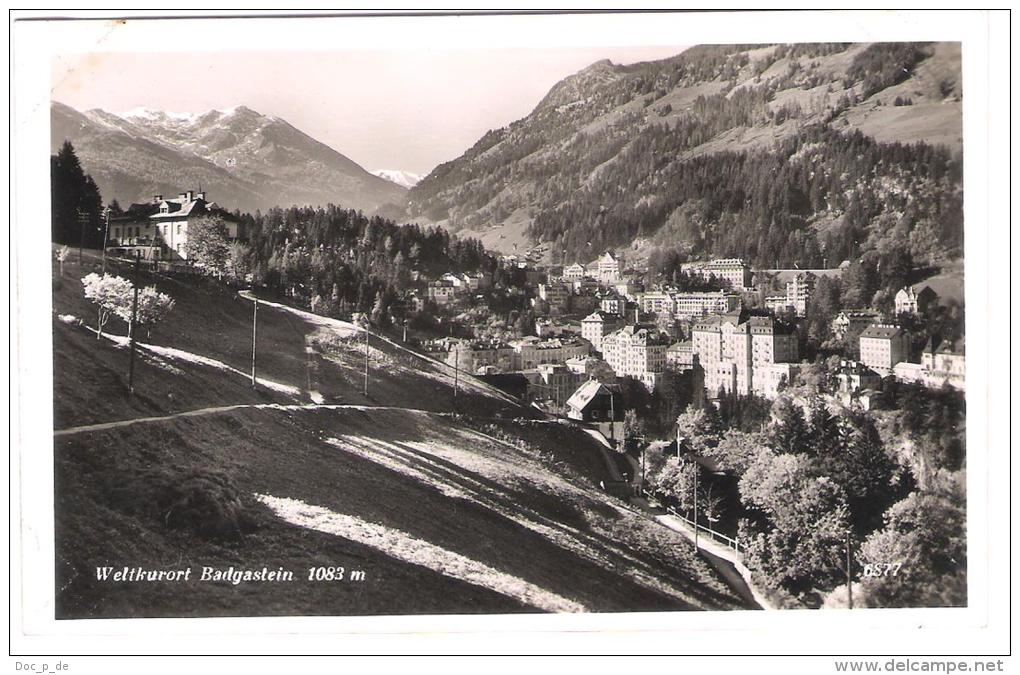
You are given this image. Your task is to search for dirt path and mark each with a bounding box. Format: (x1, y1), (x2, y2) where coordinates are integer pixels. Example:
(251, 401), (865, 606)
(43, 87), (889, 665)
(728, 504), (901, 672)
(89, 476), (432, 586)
(53, 402), (431, 437)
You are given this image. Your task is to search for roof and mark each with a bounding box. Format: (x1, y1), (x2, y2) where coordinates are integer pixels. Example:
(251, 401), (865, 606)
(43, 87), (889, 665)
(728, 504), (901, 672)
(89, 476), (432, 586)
(926, 337), (965, 356)
(149, 198), (208, 220)
(566, 379), (614, 411)
(667, 341), (692, 353)
(583, 310), (619, 323)
(598, 251), (618, 264)
(860, 324), (904, 340)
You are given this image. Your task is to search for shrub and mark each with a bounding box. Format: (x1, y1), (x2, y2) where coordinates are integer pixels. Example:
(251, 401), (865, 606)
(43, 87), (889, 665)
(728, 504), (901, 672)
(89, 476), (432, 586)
(155, 470), (256, 541)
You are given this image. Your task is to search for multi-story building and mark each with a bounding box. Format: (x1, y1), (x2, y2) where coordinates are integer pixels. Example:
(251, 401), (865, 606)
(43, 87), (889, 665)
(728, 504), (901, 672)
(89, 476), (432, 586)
(673, 291), (742, 321)
(666, 341), (695, 372)
(600, 325), (669, 391)
(581, 310), (623, 353)
(764, 295), (794, 315)
(691, 311), (799, 399)
(597, 251), (621, 284)
(612, 279), (640, 300)
(598, 290), (627, 316)
(836, 360), (882, 394)
(443, 339), (516, 374)
(638, 291), (676, 316)
(427, 280), (457, 306)
(920, 337), (965, 390)
(831, 310), (881, 343)
(562, 263), (587, 282)
(524, 363), (582, 406)
(565, 355), (617, 384)
(511, 337), (590, 370)
(681, 258), (752, 290)
(108, 190), (238, 261)
(537, 282), (571, 315)
(859, 324), (909, 376)
(785, 272), (816, 317)
(895, 285), (938, 316)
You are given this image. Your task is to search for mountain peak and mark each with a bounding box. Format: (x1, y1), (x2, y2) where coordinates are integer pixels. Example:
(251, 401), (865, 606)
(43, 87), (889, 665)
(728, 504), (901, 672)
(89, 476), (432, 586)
(581, 58), (615, 73)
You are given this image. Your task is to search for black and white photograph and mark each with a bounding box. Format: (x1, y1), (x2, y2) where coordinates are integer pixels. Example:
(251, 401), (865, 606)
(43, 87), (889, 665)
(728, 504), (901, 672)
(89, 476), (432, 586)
(9, 8), (1011, 667)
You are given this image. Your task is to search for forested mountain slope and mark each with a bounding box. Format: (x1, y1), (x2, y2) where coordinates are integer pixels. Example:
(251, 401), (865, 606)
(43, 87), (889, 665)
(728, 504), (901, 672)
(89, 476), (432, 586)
(407, 42), (963, 268)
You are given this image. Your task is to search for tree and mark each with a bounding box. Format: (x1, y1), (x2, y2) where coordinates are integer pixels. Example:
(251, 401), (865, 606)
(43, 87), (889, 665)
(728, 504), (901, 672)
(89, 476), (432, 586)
(226, 241), (251, 283)
(676, 404), (721, 453)
(370, 291), (386, 326)
(55, 245), (70, 278)
(854, 491), (966, 608)
(81, 273), (133, 340)
(116, 286), (175, 339)
(51, 141), (103, 246)
(185, 216), (232, 277)
(708, 429), (767, 475)
(768, 396), (810, 455)
(739, 452), (853, 600)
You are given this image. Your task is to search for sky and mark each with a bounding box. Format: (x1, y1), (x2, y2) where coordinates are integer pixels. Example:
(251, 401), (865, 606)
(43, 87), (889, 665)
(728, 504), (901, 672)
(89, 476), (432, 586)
(51, 46), (688, 176)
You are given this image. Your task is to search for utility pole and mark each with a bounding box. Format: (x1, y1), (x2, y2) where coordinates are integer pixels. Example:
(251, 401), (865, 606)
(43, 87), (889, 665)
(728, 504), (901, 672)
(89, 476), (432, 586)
(846, 530), (854, 610)
(453, 347), (459, 399)
(363, 322), (370, 397)
(609, 388), (616, 449)
(640, 441), (646, 495)
(127, 253), (140, 393)
(77, 208), (89, 266)
(692, 460), (699, 551)
(250, 297), (258, 388)
(101, 207), (110, 274)
(402, 319), (408, 343)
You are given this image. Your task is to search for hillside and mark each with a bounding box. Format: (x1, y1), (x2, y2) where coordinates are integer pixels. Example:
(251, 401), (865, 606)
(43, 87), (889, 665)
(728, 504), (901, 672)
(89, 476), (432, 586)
(51, 102), (407, 215)
(407, 42), (963, 268)
(53, 251), (751, 617)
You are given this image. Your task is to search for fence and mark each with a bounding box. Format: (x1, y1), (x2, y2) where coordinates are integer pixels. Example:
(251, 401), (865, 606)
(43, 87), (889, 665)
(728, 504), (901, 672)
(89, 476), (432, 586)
(665, 505), (741, 557)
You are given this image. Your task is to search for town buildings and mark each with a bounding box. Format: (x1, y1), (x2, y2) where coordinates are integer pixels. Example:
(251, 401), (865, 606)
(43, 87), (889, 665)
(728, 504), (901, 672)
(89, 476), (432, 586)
(681, 258), (752, 290)
(562, 263), (587, 282)
(666, 341), (695, 371)
(672, 291), (742, 321)
(427, 279), (457, 306)
(831, 309), (882, 343)
(859, 324), (910, 376)
(691, 311), (799, 399)
(598, 290), (628, 316)
(596, 251), (621, 284)
(895, 285), (938, 316)
(638, 291), (676, 316)
(836, 359), (883, 395)
(763, 272), (815, 317)
(600, 324), (669, 391)
(581, 310), (623, 353)
(920, 337), (965, 390)
(536, 282), (571, 315)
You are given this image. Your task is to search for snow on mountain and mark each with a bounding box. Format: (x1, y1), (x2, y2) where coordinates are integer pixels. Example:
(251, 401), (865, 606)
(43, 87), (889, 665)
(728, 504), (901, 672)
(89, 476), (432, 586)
(372, 169), (424, 189)
(53, 101), (407, 214)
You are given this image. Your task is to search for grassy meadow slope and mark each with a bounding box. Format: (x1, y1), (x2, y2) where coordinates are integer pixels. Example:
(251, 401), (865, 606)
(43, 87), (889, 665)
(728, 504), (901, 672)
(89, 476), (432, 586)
(53, 251), (751, 617)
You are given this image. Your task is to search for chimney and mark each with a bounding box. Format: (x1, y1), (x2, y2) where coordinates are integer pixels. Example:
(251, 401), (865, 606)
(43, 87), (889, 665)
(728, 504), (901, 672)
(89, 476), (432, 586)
(153, 194), (163, 203)
(196, 191), (206, 201)
(179, 192), (187, 202)
(186, 190), (195, 202)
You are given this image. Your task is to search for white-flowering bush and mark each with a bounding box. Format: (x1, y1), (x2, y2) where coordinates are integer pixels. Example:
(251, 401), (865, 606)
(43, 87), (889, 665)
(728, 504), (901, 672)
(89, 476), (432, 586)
(81, 273), (133, 340)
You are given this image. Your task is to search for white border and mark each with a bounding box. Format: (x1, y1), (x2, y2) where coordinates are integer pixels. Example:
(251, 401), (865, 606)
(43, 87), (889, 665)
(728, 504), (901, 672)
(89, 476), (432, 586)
(9, 9), (1012, 658)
